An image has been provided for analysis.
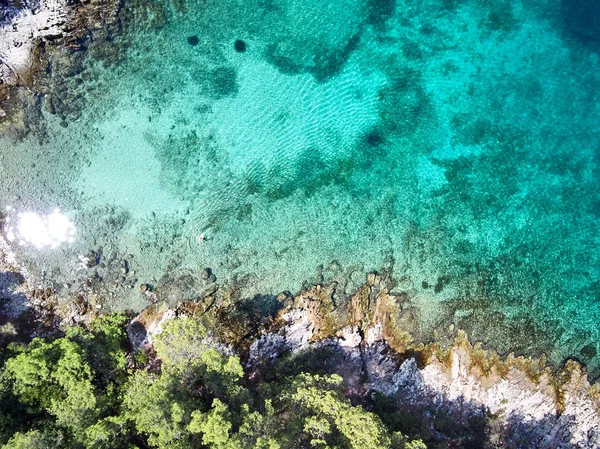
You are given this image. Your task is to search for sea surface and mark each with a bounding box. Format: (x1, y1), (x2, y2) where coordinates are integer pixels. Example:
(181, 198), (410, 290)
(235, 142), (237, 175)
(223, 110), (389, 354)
(1, 0), (600, 374)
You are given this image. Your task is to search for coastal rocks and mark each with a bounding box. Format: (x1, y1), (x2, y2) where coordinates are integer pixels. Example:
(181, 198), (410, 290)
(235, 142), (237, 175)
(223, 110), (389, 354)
(0, 267), (31, 343)
(0, 248), (65, 341)
(388, 344), (600, 448)
(0, 0), (72, 85)
(123, 272), (600, 447)
(127, 301), (174, 350)
(0, 0), (120, 129)
(243, 274), (600, 448)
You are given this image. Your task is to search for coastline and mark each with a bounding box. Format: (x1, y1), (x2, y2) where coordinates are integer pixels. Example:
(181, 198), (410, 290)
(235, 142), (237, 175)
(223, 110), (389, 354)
(2, 246), (599, 446)
(133, 272), (600, 447)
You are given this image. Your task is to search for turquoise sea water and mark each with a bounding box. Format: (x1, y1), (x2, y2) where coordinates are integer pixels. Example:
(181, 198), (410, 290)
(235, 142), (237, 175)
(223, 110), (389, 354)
(2, 0), (600, 373)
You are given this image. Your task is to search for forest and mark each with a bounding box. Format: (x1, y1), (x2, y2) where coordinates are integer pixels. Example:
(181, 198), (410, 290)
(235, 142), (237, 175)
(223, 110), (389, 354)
(0, 314), (426, 449)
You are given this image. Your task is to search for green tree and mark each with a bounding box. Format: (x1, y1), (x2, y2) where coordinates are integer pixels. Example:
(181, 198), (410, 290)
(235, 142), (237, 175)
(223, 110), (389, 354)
(84, 415), (131, 449)
(188, 399), (239, 449)
(3, 337), (99, 434)
(237, 401), (280, 449)
(0, 314), (428, 449)
(153, 318), (249, 409)
(122, 370), (195, 449)
(0, 428), (66, 449)
(277, 373), (391, 449)
(153, 317), (209, 374)
(0, 315), (131, 447)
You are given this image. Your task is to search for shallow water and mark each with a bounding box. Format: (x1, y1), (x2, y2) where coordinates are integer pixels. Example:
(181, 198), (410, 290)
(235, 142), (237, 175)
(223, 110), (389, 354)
(2, 0), (600, 372)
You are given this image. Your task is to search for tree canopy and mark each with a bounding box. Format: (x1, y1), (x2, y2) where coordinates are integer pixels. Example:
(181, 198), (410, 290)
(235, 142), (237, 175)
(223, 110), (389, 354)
(0, 315), (426, 449)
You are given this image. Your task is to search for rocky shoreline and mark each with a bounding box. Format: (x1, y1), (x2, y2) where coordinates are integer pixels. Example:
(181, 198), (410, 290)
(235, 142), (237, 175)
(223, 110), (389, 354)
(0, 0), (72, 86)
(0, 0), (119, 128)
(2, 215), (600, 447)
(6, 258), (589, 447)
(130, 274), (600, 448)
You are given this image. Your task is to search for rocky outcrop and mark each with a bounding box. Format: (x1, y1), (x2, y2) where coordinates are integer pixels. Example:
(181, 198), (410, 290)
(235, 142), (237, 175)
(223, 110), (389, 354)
(0, 0), (121, 128)
(128, 272), (600, 448)
(127, 301), (175, 350)
(0, 0), (72, 86)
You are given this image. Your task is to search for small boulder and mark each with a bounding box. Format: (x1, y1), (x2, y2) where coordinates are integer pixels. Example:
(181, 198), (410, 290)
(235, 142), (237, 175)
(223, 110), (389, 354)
(201, 267), (216, 284)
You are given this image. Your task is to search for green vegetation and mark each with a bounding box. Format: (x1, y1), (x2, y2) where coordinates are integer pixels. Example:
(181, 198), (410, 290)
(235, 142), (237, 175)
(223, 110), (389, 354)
(0, 315), (425, 449)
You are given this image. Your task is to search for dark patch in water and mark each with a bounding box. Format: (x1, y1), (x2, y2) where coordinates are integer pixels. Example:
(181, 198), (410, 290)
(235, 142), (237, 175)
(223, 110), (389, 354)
(313, 33), (361, 82)
(364, 129), (385, 147)
(211, 66), (238, 97)
(434, 275), (451, 294)
(581, 343), (597, 359)
(367, 0), (396, 28)
(562, 0), (600, 44)
(234, 39), (246, 52)
(378, 67), (433, 137)
(187, 35), (199, 46)
(265, 33), (362, 82)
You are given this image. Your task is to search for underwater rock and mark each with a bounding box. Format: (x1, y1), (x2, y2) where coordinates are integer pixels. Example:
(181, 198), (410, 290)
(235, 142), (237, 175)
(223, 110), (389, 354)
(201, 267), (216, 284)
(120, 259), (129, 275)
(81, 249), (101, 268)
(234, 39), (246, 52)
(581, 343), (597, 359)
(156, 272), (206, 305)
(187, 35), (199, 46)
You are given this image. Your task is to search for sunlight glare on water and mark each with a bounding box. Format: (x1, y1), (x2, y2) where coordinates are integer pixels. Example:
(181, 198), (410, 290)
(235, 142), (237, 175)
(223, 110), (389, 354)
(4, 207), (76, 249)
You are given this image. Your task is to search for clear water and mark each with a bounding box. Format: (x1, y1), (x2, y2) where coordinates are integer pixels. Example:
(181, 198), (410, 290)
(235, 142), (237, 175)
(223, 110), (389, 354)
(2, 0), (600, 373)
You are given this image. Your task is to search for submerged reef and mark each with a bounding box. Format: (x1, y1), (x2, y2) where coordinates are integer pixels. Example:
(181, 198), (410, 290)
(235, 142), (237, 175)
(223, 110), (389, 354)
(562, 0), (600, 44)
